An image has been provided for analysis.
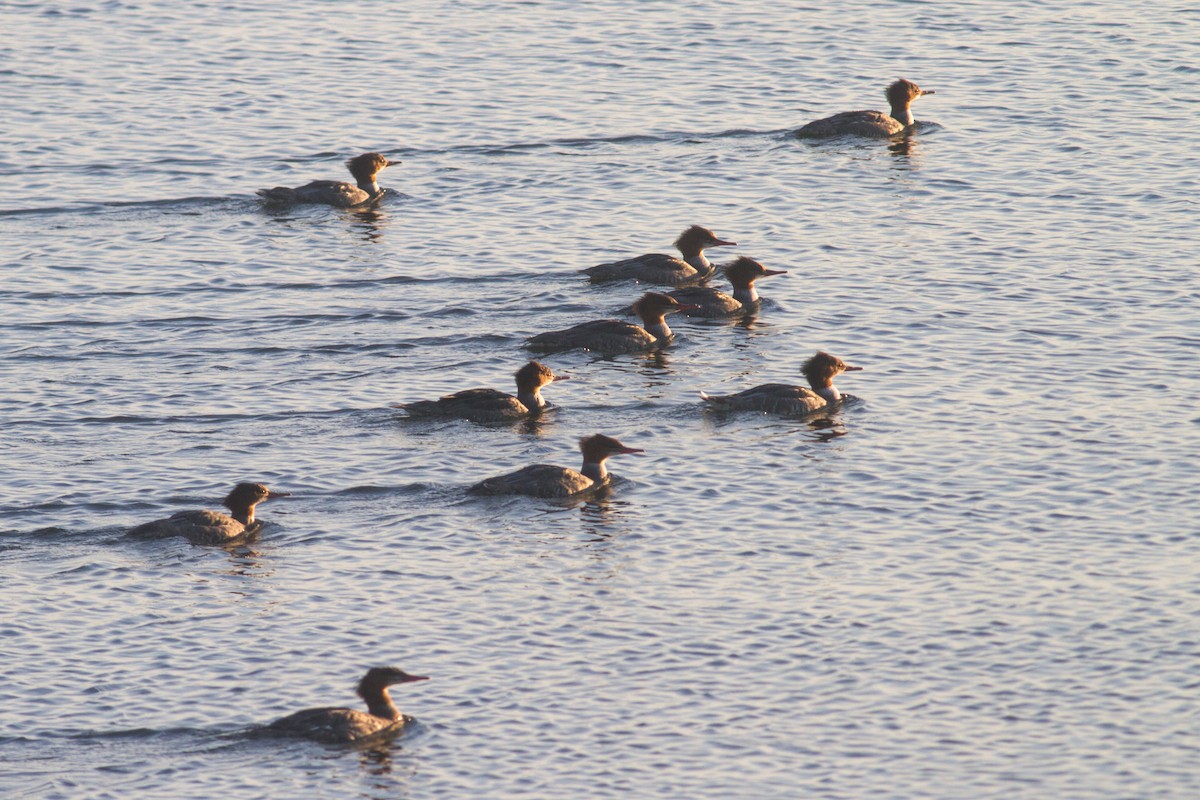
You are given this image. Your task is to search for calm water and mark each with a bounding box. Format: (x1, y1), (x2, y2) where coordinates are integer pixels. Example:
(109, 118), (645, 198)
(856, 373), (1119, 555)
(2, 1), (1199, 797)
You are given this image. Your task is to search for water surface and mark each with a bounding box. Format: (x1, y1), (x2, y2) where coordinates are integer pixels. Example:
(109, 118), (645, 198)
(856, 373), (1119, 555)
(2, 1), (1198, 798)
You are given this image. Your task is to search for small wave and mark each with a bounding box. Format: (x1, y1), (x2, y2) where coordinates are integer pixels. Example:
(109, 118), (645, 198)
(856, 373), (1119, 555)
(0, 268), (561, 306)
(0, 195), (249, 219)
(63, 725), (229, 742)
(1, 406), (375, 431)
(332, 482), (437, 497)
(377, 126), (794, 159)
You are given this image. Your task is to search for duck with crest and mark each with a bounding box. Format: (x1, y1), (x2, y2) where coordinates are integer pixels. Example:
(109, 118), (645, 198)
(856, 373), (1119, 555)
(257, 152), (399, 207)
(469, 434), (643, 498)
(394, 361), (568, 423)
(527, 292), (697, 354)
(581, 225), (737, 285)
(264, 666), (430, 744)
(702, 351), (862, 415)
(795, 79), (935, 139)
(127, 482), (288, 545)
(668, 256), (788, 317)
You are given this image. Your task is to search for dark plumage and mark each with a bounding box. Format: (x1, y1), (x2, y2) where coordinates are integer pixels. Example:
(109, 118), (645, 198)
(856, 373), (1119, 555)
(581, 225), (736, 285)
(127, 482), (287, 545)
(395, 361), (567, 423)
(526, 292), (696, 354)
(256, 153), (399, 207)
(265, 666), (429, 745)
(795, 79), (935, 139)
(468, 434), (644, 498)
(702, 351), (862, 415)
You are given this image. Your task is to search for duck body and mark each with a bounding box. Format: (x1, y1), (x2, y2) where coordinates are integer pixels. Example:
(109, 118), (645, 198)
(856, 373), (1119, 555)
(258, 180), (376, 208)
(127, 483), (285, 545)
(797, 110), (908, 139)
(701, 383), (831, 415)
(469, 434), (643, 498)
(582, 226), (735, 285)
(266, 666), (428, 745)
(128, 509), (259, 545)
(702, 352), (861, 415)
(257, 153), (398, 208)
(667, 285), (743, 317)
(527, 318), (657, 355)
(468, 463), (600, 498)
(583, 253), (708, 286)
(267, 707), (411, 745)
(397, 362), (565, 423)
(401, 388), (533, 423)
(796, 79), (934, 139)
(527, 292), (694, 354)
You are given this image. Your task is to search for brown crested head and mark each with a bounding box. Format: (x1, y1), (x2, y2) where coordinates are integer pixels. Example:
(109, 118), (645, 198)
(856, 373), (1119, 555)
(633, 291), (688, 318)
(579, 433), (645, 462)
(515, 360), (562, 391)
(357, 666), (430, 697)
(673, 225), (736, 252)
(223, 482), (275, 512)
(346, 152), (397, 182)
(801, 351), (862, 389)
(886, 78), (932, 106)
(724, 256), (787, 287)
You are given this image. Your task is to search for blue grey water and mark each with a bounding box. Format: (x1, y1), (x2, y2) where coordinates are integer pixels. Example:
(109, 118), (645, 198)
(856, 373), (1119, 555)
(1, 0), (1197, 797)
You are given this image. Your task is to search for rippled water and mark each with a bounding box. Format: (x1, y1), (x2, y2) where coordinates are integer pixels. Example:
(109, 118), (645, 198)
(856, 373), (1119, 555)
(2, 1), (1199, 798)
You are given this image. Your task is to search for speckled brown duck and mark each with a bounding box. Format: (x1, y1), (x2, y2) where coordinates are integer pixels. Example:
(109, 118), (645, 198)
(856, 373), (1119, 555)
(468, 434), (643, 498)
(257, 153), (399, 207)
(702, 351), (862, 415)
(265, 666), (429, 744)
(796, 79), (935, 139)
(581, 225), (736, 285)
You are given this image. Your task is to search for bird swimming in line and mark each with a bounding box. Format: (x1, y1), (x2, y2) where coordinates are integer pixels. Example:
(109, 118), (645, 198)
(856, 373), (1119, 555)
(257, 153), (399, 207)
(795, 79), (935, 139)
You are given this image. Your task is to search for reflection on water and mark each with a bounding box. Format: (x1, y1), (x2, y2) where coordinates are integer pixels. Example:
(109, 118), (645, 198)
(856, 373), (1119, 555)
(349, 207), (391, 244)
(731, 310), (760, 331)
(577, 490), (637, 528)
(698, 397), (857, 440)
(218, 544), (275, 581)
(356, 734), (424, 800)
(513, 409), (556, 437)
(802, 407), (853, 442)
(888, 131), (919, 162)
(636, 348), (672, 373)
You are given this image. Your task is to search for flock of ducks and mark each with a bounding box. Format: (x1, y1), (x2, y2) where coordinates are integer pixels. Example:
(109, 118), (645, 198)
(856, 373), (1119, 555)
(127, 78), (934, 744)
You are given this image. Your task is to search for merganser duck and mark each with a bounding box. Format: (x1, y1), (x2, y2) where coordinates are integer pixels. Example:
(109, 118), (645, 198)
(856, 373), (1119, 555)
(394, 361), (568, 423)
(668, 257), (788, 317)
(581, 225), (737, 285)
(468, 434), (643, 497)
(701, 351), (862, 414)
(265, 666), (429, 744)
(256, 153), (399, 207)
(795, 79), (935, 139)
(527, 292), (698, 354)
(127, 482), (287, 545)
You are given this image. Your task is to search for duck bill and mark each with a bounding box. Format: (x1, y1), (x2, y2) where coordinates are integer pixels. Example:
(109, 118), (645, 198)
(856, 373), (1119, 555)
(617, 446), (646, 455)
(842, 365), (863, 372)
(402, 674), (430, 683)
(711, 239), (737, 247)
(762, 269), (788, 277)
(551, 374), (571, 382)
(674, 304), (702, 312)
(920, 89), (935, 96)
(267, 491), (292, 498)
